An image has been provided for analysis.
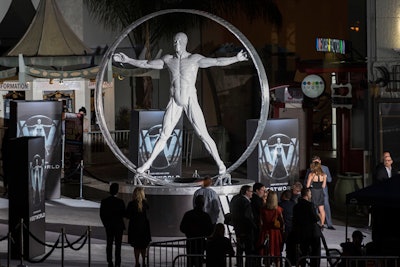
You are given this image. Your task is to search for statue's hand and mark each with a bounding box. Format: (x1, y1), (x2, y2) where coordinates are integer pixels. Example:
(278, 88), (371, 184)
(113, 52), (128, 63)
(237, 50), (248, 61)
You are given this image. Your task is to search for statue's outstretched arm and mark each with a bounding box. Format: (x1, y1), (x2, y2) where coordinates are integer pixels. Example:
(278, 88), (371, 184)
(113, 52), (164, 70)
(198, 49), (248, 68)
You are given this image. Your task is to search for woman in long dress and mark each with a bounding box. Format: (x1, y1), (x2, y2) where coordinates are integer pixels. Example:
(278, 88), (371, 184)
(306, 161), (327, 228)
(258, 190), (284, 267)
(126, 186), (151, 267)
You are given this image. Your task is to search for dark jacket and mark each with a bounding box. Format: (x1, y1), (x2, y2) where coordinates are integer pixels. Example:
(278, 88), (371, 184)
(292, 198), (320, 242)
(375, 165), (398, 183)
(180, 207), (214, 238)
(100, 195), (126, 231)
(229, 194), (257, 236)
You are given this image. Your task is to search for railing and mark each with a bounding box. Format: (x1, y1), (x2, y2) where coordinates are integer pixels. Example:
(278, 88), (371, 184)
(85, 130), (130, 152)
(297, 255), (400, 267)
(147, 237), (193, 267)
(85, 127), (229, 165)
(0, 126), (228, 164)
(172, 254), (290, 267)
(147, 236), (400, 267)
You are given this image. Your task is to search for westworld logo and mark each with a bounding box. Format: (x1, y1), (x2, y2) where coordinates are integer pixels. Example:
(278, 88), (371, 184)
(258, 133), (299, 181)
(139, 124), (182, 170)
(18, 115), (59, 156)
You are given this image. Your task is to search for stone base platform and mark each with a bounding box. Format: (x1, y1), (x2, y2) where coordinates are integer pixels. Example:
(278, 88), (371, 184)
(90, 177), (254, 237)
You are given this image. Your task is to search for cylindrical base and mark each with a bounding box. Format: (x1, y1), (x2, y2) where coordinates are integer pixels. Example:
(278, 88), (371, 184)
(118, 178), (254, 237)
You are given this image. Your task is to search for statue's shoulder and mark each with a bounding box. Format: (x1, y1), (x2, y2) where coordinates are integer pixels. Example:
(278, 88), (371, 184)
(162, 54), (174, 61)
(189, 53), (203, 60)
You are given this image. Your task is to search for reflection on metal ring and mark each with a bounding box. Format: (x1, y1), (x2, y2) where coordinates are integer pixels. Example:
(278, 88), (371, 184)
(94, 9), (270, 182)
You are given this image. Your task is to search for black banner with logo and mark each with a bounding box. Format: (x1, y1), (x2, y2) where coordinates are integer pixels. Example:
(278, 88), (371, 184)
(9, 100), (63, 199)
(9, 136), (46, 259)
(129, 110), (183, 181)
(247, 118), (299, 191)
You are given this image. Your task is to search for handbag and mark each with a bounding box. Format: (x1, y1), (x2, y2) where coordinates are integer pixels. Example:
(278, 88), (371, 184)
(273, 210), (281, 229)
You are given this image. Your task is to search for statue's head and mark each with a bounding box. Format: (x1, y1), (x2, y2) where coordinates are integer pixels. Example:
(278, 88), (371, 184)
(173, 32), (188, 52)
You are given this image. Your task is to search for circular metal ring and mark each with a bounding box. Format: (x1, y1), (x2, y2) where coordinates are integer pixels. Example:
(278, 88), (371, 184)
(95, 9), (270, 181)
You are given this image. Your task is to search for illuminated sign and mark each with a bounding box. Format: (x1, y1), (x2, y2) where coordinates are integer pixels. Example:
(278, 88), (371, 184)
(301, 74), (325, 98)
(316, 38), (346, 54)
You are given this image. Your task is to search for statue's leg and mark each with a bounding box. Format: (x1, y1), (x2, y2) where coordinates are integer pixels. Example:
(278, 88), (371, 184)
(185, 99), (226, 174)
(137, 100), (183, 173)
(214, 172), (232, 186)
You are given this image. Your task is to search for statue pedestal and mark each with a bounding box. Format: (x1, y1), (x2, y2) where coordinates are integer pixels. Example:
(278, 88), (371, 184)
(117, 178), (254, 237)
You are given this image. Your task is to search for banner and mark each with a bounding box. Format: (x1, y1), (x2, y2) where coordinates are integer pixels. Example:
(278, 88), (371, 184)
(9, 136), (46, 259)
(129, 110), (183, 181)
(9, 100), (63, 199)
(247, 118), (300, 192)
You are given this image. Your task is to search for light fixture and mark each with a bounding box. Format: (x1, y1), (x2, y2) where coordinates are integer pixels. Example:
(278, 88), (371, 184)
(350, 21), (360, 32)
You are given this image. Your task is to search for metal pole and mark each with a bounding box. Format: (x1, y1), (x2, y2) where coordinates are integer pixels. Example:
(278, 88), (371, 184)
(61, 228), (65, 267)
(88, 226), (91, 267)
(8, 232), (11, 267)
(78, 160), (84, 199)
(20, 218), (24, 265)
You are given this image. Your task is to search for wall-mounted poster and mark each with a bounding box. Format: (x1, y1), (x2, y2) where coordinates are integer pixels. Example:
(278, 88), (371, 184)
(129, 110), (183, 181)
(247, 118), (300, 191)
(9, 100), (63, 199)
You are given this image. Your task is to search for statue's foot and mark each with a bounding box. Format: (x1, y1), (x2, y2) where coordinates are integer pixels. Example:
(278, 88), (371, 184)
(137, 162), (151, 174)
(133, 171), (155, 186)
(133, 172), (144, 185)
(214, 172), (231, 186)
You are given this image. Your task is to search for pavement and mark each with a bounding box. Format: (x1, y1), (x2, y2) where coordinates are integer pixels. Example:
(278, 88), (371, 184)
(0, 150), (373, 266)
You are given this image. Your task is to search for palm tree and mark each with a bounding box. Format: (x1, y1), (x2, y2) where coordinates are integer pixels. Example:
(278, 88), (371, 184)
(85, 0), (282, 49)
(84, 0), (282, 109)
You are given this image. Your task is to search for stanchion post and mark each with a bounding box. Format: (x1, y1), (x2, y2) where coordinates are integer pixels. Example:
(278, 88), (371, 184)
(17, 218), (27, 267)
(8, 232), (11, 267)
(20, 218), (24, 265)
(76, 160), (84, 200)
(88, 226), (91, 267)
(79, 160), (84, 199)
(61, 228), (65, 267)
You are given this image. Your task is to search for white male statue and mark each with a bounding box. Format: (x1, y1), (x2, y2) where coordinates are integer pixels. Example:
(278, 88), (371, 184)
(113, 32), (248, 185)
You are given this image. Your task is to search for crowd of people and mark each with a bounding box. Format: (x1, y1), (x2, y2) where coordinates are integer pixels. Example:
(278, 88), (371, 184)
(99, 153), (377, 267)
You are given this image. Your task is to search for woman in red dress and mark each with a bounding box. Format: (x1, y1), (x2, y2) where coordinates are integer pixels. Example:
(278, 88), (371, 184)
(259, 190), (284, 267)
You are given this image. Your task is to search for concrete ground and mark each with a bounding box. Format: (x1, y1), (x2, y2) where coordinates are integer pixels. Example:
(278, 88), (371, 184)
(0, 150), (372, 266)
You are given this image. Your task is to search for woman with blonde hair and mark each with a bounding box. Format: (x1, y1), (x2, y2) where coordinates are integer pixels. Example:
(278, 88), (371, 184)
(258, 190), (284, 267)
(126, 187), (151, 267)
(306, 161), (327, 229)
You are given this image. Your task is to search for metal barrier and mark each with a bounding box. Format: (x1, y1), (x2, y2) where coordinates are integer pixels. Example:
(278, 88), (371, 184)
(147, 237), (197, 267)
(171, 254), (291, 267)
(147, 237), (292, 267)
(296, 255), (400, 267)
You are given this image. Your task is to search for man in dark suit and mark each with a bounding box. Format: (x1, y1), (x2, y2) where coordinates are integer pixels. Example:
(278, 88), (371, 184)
(180, 195), (214, 267)
(230, 185), (258, 267)
(100, 183), (126, 267)
(292, 187), (321, 267)
(376, 155), (398, 183)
